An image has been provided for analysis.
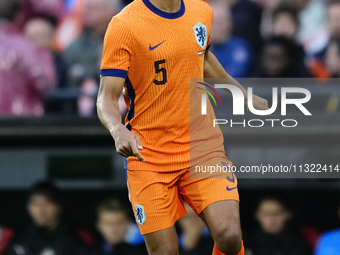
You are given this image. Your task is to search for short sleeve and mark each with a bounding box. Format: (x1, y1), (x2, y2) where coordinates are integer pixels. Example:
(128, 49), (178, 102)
(100, 18), (134, 78)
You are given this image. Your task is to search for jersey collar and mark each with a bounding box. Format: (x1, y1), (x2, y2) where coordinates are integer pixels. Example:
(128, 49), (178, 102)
(142, 0), (185, 19)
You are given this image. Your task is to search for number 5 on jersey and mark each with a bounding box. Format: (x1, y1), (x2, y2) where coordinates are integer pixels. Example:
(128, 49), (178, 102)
(154, 59), (167, 85)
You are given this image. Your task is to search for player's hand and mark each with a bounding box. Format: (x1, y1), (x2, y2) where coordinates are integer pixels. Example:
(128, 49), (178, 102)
(111, 126), (145, 162)
(246, 94), (269, 113)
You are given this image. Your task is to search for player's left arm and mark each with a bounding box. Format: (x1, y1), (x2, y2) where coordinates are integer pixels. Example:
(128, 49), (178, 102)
(203, 50), (269, 111)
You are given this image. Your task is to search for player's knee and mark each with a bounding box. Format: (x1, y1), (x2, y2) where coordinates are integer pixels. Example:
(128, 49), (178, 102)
(214, 224), (242, 252)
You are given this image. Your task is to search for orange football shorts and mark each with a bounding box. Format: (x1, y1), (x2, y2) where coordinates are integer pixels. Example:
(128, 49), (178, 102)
(127, 157), (239, 235)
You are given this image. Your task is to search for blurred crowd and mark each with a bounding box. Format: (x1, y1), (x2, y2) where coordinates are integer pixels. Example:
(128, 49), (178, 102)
(0, 182), (339, 255)
(0, 0), (340, 117)
(0, 182), (149, 255)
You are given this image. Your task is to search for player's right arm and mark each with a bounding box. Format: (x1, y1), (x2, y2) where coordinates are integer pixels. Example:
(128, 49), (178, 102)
(97, 76), (145, 162)
(98, 17), (144, 162)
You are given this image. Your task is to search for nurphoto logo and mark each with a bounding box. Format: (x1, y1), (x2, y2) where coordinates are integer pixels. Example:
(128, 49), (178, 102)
(198, 83), (312, 128)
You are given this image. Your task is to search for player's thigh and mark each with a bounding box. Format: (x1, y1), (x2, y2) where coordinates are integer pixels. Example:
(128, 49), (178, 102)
(143, 226), (178, 255)
(179, 157), (239, 215)
(127, 169), (186, 235)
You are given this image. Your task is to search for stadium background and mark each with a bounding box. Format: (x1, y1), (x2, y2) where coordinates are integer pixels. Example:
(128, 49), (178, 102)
(0, 0), (340, 254)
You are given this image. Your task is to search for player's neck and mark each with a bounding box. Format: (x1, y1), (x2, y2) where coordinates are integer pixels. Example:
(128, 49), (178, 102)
(148, 0), (182, 13)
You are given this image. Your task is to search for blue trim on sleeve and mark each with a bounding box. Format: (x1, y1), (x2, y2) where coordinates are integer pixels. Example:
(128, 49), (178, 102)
(100, 69), (128, 78)
(125, 76), (135, 131)
(142, 0), (185, 19)
(124, 157), (128, 170)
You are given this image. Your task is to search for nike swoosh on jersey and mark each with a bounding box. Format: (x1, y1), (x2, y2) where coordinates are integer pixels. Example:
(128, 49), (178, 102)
(149, 40), (165, 51)
(226, 186), (237, 191)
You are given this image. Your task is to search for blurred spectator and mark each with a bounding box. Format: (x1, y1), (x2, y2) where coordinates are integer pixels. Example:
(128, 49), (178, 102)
(271, 4), (313, 78)
(247, 197), (310, 255)
(62, 0), (120, 88)
(4, 182), (87, 255)
(53, 0), (85, 53)
(24, 18), (67, 87)
(327, 0), (340, 38)
(325, 36), (340, 78)
(252, 36), (311, 78)
(62, 0), (120, 116)
(18, 0), (65, 29)
(178, 202), (213, 255)
(54, 0), (124, 52)
(209, 0), (252, 78)
(255, 0), (282, 39)
(314, 204), (340, 255)
(227, 0), (263, 56)
(24, 18), (55, 49)
(270, 3), (331, 79)
(308, 0), (340, 78)
(94, 199), (146, 255)
(0, 0), (56, 116)
(272, 4), (300, 40)
(285, 0), (328, 56)
(24, 18), (68, 113)
(314, 0), (340, 59)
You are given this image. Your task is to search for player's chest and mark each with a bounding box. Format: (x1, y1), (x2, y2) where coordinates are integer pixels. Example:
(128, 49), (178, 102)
(131, 19), (210, 62)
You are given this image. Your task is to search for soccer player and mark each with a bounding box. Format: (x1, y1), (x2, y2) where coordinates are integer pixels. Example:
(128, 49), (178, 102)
(97, 0), (269, 254)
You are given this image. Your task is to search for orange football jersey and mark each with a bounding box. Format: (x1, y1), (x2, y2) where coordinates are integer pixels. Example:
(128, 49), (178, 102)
(101, 0), (226, 171)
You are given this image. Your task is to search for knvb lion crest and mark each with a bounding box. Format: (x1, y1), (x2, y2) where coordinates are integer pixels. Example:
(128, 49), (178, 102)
(193, 23), (207, 49)
(135, 204), (146, 225)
